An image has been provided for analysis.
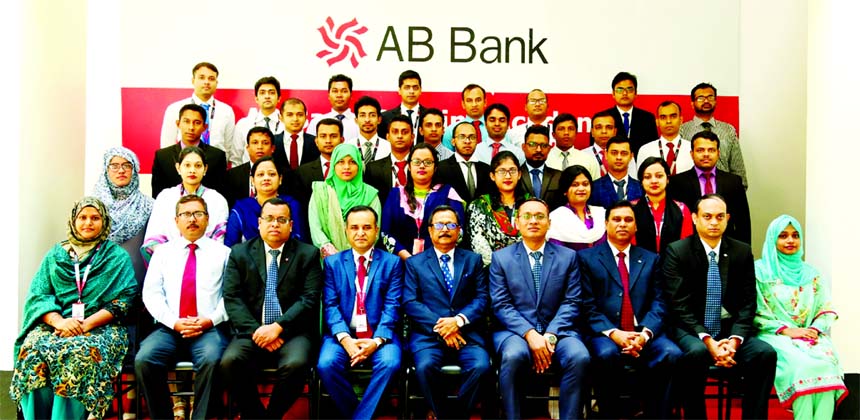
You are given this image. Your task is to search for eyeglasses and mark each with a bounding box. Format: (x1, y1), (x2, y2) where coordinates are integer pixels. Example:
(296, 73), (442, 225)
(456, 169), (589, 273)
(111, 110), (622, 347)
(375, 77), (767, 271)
(431, 222), (459, 231)
(695, 95), (716, 102)
(519, 213), (548, 221)
(455, 134), (477, 142)
(108, 162), (134, 172)
(494, 168), (519, 177)
(525, 142), (550, 150)
(410, 159), (435, 167)
(527, 99), (547, 105)
(177, 211), (207, 220)
(614, 87), (636, 94)
(261, 215), (291, 225)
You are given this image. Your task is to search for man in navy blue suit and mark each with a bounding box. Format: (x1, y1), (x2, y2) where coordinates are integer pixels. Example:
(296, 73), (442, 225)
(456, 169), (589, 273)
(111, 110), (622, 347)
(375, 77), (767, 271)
(589, 136), (643, 209)
(577, 201), (681, 419)
(317, 205), (404, 419)
(403, 205), (491, 419)
(491, 198), (590, 420)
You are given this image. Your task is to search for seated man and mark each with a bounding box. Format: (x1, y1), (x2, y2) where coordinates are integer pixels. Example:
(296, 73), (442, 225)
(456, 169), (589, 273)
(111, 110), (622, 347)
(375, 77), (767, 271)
(135, 195), (231, 420)
(403, 205), (491, 419)
(317, 205), (403, 419)
(577, 201), (681, 419)
(491, 198), (590, 420)
(220, 198), (322, 419)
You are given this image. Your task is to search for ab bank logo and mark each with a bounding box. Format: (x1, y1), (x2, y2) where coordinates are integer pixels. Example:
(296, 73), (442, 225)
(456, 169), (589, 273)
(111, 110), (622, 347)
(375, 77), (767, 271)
(316, 17), (369, 68)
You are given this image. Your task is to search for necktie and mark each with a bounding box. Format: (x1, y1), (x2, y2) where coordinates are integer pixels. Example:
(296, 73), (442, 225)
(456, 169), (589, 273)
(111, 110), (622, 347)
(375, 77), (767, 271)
(705, 251), (722, 337)
(622, 112), (630, 137)
(363, 141), (375, 165)
(406, 109), (414, 125)
(491, 142), (502, 158)
(666, 142), (676, 174)
(530, 168), (542, 198)
(472, 120), (483, 143)
(263, 249), (282, 325)
(617, 251), (635, 331)
(439, 254), (455, 296)
(323, 161), (330, 178)
(179, 243), (198, 318)
(561, 151), (570, 169)
(264, 116), (271, 131)
(614, 179), (626, 200)
(356, 255), (372, 338)
(394, 161), (408, 186)
(599, 149), (608, 176)
(335, 114), (346, 121)
(530, 251), (543, 332)
(289, 134), (299, 170)
(464, 161), (475, 197)
(199, 103), (211, 144)
(702, 172), (714, 195)
(701, 121), (712, 132)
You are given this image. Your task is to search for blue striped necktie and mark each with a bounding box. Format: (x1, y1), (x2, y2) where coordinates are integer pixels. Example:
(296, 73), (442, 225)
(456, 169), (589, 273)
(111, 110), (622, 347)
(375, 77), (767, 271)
(705, 250), (722, 336)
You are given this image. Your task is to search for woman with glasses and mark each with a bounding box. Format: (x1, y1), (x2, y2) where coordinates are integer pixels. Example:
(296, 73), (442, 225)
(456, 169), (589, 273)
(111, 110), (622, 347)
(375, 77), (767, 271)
(546, 165), (606, 251)
(631, 157), (693, 254)
(381, 143), (465, 260)
(225, 156), (305, 247)
(468, 151), (529, 266)
(309, 144), (380, 258)
(141, 146), (228, 262)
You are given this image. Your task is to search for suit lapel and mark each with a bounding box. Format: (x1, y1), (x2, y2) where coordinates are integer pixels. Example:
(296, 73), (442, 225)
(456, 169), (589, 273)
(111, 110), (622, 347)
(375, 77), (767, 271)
(450, 249), (467, 298)
(277, 239), (295, 288)
(423, 251), (450, 299)
(252, 239), (268, 286)
(541, 169), (555, 196)
(366, 249), (382, 290)
(515, 243), (538, 302)
(344, 250), (357, 301)
(538, 244), (555, 302)
(520, 165), (534, 193)
(628, 247), (644, 289)
(717, 240), (730, 291)
(597, 243), (623, 288)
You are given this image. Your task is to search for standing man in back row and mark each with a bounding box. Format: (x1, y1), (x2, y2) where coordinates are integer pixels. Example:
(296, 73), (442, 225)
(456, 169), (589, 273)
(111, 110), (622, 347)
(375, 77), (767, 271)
(307, 74), (359, 140)
(230, 76), (283, 167)
(599, 72), (658, 157)
(380, 70), (426, 139)
(442, 84), (490, 150)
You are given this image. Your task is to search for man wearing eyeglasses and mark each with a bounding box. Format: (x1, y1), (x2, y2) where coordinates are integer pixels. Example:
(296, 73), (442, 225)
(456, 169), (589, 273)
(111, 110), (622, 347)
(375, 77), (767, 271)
(403, 205), (491, 419)
(599, 72), (658, 157)
(136, 194), (232, 419)
(520, 125), (563, 209)
(491, 198), (590, 420)
(473, 103), (526, 165)
(508, 89), (550, 148)
(679, 83), (748, 188)
(438, 121), (492, 206)
(221, 197), (322, 419)
(442, 84), (490, 150)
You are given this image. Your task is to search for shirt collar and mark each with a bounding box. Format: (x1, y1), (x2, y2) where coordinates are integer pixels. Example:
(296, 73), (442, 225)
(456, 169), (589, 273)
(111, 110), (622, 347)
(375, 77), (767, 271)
(523, 241), (547, 255)
(699, 238), (722, 259)
(607, 241), (632, 258)
(352, 248), (374, 265)
(433, 247), (453, 262)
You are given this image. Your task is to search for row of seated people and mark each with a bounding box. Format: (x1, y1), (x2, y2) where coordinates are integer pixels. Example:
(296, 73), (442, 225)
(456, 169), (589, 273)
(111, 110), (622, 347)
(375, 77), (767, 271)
(10, 185), (846, 419)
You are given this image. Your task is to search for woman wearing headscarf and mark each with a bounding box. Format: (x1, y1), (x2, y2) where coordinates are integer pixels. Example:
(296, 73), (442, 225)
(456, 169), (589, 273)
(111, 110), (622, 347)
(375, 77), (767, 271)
(309, 143), (381, 258)
(754, 215), (847, 419)
(92, 146), (153, 285)
(10, 197), (137, 420)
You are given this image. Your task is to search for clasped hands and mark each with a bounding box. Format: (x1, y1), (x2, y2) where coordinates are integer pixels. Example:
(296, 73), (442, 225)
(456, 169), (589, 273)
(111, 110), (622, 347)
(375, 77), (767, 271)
(52, 317), (90, 338)
(173, 317), (214, 339)
(433, 316), (467, 350)
(609, 330), (648, 358)
(781, 327), (819, 344)
(253, 322), (284, 352)
(339, 336), (379, 366)
(705, 336), (740, 368)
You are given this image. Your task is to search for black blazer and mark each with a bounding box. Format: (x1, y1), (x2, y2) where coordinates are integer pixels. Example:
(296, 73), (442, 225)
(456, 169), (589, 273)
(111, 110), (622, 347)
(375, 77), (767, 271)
(667, 168), (751, 244)
(603, 106), (658, 157)
(519, 164), (563, 210)
(662, 235), (757, 341)
(364, 156), (395, 205)
(436, 156), (491, 205)
(222, 236), (322, 339)
(632, 198), (687, 255)
(272, 132), (319, 171)
(224, 162), (299, 209)
(294, 159), (325, 204)
(379, 104), (427, 140)
(151, 143), (227, 198)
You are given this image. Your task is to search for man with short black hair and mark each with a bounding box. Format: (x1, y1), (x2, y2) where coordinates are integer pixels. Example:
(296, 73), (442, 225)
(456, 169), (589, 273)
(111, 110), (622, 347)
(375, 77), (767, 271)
(294, 118), (344, 203)
(352, 96), (392, 165)
(599, 71), (658, 157)
(637, 101), (694, 175)
(545, 113), (599, 176)
(438, 121), (491, 204)
(380, 70), (426, 138)
(473, 103), (525, 165)
(508, 89), (550, 147)
(589, 136), (643, 208)
(272, 98), (319, 171)
(224, 126), (276, 208)
(520, 125), (562, 209)
(417, 108), (453, 160)
(364, 115), (413, 205)
(231, 76), (283, 167)
(307, 74), (359, 139)
(442, 84), (490, 150)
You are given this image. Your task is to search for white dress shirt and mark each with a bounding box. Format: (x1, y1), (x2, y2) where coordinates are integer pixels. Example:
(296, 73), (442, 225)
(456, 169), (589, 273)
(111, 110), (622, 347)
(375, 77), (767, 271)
(160, 95), (236, 156)
(545, 145), (601, 178)
(232, 109), (283, 166)
(473, 137), (525, 165)
(351, 134), (392, 162)
(584, 144), (638, 179)
(508, 120), (548, 148)
(636, 137), (694, 175)
(307, 109), (359, 140)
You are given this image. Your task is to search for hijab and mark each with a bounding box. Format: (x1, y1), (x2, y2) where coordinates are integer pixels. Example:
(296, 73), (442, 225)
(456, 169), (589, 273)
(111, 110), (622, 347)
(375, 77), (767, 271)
(326, 143), (379, 215)
(66, 196), (112, 259)
(92, 147), (154, 243)
(755, 214), (819, 287)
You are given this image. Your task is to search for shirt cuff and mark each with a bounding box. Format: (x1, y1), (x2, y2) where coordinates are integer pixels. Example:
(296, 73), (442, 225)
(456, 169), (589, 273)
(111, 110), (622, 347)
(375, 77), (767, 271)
(729, 335), (744, 344)
(640, 327), (653, 342)
(456, 314), (469, 327)
(602, 328), (618, 337)
(698, 332), (711, 341)
(373, 337), (385, 346)
(336, 332), (350, 342)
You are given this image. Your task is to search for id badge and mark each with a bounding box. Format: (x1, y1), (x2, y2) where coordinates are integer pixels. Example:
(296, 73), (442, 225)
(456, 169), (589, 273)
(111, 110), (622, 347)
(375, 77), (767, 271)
(354, 313), (368, 333)
(72, 303), (85, 321)
(412, 238), (425, 255)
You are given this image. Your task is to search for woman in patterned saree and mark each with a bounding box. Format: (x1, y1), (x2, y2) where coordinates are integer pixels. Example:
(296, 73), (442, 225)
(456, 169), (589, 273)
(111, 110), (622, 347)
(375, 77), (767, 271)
(10, 197), (137, 419)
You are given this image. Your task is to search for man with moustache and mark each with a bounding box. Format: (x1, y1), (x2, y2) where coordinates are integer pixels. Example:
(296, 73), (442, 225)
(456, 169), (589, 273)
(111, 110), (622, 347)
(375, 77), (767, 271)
(272, 98), (320, 171)
(589, 136), (644, 209)
(637, 101), (694, 176)
(472, 103), (525, 165)
(230, 76), (283, 167)
(417, 108), (454, 160)
(519, 125), (563, 209)
(307, 74), (359, 140)
(294, 118), (344, 204)
(364, 115), (414, 205)
(545, 113), (599, 177)
(442, 84), (490, 149)
(352, 96), (392, 165)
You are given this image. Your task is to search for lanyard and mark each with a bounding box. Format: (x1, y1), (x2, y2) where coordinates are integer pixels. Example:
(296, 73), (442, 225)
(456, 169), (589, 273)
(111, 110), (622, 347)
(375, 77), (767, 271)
(72, 246), (98, 303)
(647, 197), (666, 249)
(355, 258), (371, 314)
(657, 139), (681, 174)
(356, 137), (379, 159)
(191, 97), (216, 120)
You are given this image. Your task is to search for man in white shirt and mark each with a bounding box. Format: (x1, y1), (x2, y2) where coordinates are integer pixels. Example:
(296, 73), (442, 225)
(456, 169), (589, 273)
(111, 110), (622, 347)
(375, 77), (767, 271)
(545, 113), (600, 177)
(231, 76), (283, 167)
(135, 194), (232, 420)
(418, 108), (453, 160)
(352, 96), (391, 165)
(380, 69), (426, 139)
(160, 62), (236, 157)
(638, 101), (694, 176)
(307, 74), (359, 140)
(473, 103), (525, 165)
(508, 89), (551, 148)
(442, 84), (490, 150)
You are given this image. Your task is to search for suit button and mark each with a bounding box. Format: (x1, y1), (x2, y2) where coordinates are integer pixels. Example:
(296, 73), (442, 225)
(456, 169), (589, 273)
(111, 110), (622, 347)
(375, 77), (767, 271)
(618, 292), (623, 297)
(616, 312), (621, 316)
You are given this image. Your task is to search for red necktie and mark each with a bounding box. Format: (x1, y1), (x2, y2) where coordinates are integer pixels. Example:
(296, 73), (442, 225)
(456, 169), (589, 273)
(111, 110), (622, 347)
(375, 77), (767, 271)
(394, 161), (408, 186)
(323, 161), (330, 178)
(289, 134), (299, 170)
(703, 172), (714, 195)
(617, 251), (635, 331)
(472, 120), (482, 143)
(599, 149), (608, 176)
(491, 142), (502, 158)
(179, 243), (198, 318)
(356, 256), (372, 339)
(665, 143), (676, 175)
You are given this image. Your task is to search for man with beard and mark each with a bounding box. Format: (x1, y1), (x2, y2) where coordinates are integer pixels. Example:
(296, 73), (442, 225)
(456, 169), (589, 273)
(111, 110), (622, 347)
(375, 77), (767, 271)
(351, 96), (392, 165)
(519, 125), (562, 210)
(438, 121), (491, 205)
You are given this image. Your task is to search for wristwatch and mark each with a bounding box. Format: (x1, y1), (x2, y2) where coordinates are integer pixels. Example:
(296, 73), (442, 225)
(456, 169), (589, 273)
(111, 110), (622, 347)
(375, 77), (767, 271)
(544, 333), (557, 345)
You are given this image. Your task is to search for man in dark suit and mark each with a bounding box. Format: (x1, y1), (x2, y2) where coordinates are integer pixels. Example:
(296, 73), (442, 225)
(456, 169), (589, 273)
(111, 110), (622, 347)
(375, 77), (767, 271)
(294, 118), (342, 205)
(379, 70), (426, 140)
(599, 71), (658, 157)
(519, 125), (563, 210)
(589, 136), (644, 209)
(491, 198), (590, 420)
(223, 126), (276, 208)
(220, 197), (322, 419)
(437, 121), (491, 205)
(663, 194), (776, 419)
(272, 98), (319, 171)
(317, 205), (403, 419)
(667, 130), (751, 243)
(364, 115), (413, 205)
(403, 205), (491, 419)
(151, 103), (227, 198)
(577, 201), (681, 419)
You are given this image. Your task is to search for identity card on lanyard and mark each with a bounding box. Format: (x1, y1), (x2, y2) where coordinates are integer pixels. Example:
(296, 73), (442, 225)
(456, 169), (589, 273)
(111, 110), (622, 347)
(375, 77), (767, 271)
(71, 248), (96, 321)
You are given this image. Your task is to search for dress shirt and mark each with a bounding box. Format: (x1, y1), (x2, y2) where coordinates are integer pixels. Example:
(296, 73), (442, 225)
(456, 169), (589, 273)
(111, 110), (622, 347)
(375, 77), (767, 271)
(390, 155), (409, 187)
(232, 109), (283, 167)
(351, 134), (392, 162)
(584, 144), (638, 179)
(335, 249), (374, 341)
(307, 109), (359, 140)
(472, 137), (525, 165)
(608, 174), (633, 198)
(679, 116), (748, 188)
(523, 242), (547, 271)
(601, 242), (653, 340)
(508, 120), (548, 147)
(525, 163), (546, 187)
(160, 95), (236, 155)
(454, 153), (478, 185)
(545, 146), (601, 178)
(263, 241), (286, 323)
(636, 137), (694, 175)
(142, 236), (231, 329)
(695, 238), (744, 343)
(441, 116), (490, 150)
(434, 144), (454, 161)
(285, 131), (307, 165)
(400, 104), (421, 132)
(694, 167), (717, 195)
(432, 247), (470, 325)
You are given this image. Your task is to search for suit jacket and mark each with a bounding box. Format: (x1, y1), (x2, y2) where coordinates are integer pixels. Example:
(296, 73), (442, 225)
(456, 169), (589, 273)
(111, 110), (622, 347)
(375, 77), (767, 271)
(364, 156), (395, 205)
(519, 164), (563, 210)
(403, 248), (489, 353)
(603, 106), (659, 157)
(322, 248), (403, 342)
(272, 132), (319, 171)
(151, 143), (227, 198)
(662, 235), (756, 341)
(436, 156), (491, 205)
(667, 168), (751, 243)
(224, 162), (252, 209)
(222, 236), (322, 339)
(294, 158), (325, 201)
(577, 242), (667, 337)
(379, 104), (427, 140)
(589, 174), (644, 209)
(490, 241), (582, 352)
